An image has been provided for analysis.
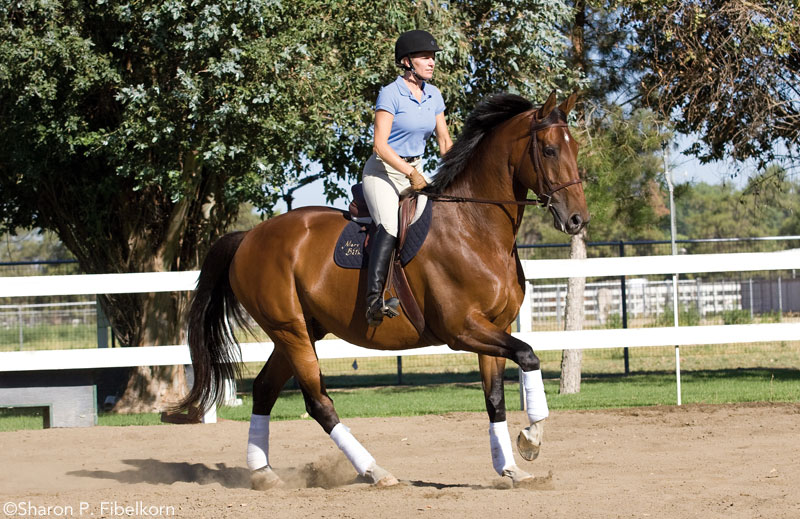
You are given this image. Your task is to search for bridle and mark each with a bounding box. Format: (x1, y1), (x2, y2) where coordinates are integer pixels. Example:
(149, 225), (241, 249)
(527, 112), (582, 209)
(424, 109), (583, 208)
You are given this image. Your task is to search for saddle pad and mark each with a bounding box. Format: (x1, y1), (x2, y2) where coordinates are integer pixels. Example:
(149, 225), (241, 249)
(334, 199), (433, 269)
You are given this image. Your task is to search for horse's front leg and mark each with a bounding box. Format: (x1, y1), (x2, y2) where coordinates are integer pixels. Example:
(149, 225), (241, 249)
(478, 354), (536, 487)
(454, 313), (549, 463)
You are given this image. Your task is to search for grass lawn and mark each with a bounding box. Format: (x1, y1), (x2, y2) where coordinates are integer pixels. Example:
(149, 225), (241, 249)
(2, 368), (798, 431)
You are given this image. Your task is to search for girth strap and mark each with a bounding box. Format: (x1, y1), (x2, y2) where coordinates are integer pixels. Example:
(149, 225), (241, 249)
(389, 194), (425, 336)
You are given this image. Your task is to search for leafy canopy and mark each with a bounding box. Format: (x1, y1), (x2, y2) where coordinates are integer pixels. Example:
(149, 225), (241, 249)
(0, 0), (580, 239)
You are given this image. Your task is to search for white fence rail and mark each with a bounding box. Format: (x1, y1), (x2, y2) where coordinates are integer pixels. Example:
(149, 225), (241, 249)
(1, 251), (799, 414)
(0, 249), (800, 371)
(529, 279), (744, 324)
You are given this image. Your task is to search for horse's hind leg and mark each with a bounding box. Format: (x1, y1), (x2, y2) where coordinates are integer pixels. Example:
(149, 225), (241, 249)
(276, 324), (399, 487)
(479, 354), (534, 487)
(247, 350), (294, 490)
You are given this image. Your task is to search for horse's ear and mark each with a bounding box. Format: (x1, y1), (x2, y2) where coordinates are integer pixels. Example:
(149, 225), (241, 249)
(537, 91), (558, 119)
(559, 92), (578, 116)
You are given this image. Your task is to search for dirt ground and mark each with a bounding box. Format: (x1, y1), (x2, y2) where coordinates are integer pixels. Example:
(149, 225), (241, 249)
(1, 403), (799, 519)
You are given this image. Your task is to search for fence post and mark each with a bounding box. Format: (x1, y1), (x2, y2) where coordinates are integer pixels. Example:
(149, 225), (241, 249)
(619, 241), (629, 375)
(397, 356), (403, 385)
(17, 305), (23, 351)
(96, 297), (110, 348)
(556, 286), (562, 328)
(778, 277), (783, 318)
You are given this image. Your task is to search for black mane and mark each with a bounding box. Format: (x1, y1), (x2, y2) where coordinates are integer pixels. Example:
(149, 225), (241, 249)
(430, 93), (534, 193)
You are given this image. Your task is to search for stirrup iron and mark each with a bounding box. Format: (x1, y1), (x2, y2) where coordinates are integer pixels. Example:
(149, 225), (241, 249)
(381, 296), (400, 318)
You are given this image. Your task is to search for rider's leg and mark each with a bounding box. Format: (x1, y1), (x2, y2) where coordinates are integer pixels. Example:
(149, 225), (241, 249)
(362, 169), (401, 326)
(364, 225), (399, 326)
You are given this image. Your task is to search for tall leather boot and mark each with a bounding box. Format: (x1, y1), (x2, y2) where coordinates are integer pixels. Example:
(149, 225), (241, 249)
(365, 225), (400, 327)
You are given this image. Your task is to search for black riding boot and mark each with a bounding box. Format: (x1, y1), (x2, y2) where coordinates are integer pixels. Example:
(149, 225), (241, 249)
(365, 225), (400, 327)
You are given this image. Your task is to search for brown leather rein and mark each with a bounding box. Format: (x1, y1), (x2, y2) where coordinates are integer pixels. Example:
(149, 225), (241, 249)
(424, 112), (582, 208)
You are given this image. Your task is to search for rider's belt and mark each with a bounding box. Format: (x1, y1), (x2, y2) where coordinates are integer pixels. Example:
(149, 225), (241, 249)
(400, 155), (420, 162)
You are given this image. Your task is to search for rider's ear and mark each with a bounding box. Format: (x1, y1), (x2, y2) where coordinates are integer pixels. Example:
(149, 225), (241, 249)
(559, 92), (578, 116)
(537, 92), (558, 119)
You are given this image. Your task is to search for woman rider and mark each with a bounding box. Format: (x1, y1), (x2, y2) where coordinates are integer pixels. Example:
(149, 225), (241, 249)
(363, 30), (453, 327)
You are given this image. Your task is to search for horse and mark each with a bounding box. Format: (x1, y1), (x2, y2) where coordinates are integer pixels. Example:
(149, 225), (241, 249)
(180, 92), (589, 489)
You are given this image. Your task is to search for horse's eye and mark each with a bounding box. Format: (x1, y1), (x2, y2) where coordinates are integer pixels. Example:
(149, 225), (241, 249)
(543, 146), (557, 158)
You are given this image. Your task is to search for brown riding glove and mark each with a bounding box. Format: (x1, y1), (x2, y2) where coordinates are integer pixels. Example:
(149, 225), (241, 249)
(408, 168), (428, 191)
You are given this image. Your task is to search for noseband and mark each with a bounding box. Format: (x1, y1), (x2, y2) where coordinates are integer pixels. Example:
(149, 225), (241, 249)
(425, 109), (582, 207)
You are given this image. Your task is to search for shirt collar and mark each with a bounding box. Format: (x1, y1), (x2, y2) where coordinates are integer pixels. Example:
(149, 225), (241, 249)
(394, 76), (431, 101)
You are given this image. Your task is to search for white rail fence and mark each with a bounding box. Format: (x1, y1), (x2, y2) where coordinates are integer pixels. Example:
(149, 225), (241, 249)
(1, 250), (799, 418)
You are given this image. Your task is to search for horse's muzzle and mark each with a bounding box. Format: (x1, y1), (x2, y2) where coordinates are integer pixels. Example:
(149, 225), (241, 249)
(565, 212), (588, 235)
(550, 206), (589, 235)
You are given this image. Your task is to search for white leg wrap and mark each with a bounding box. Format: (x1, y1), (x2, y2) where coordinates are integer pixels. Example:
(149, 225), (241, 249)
(489, 421), (516, 476)
(522, 369), (549, 424)
(329, 423), (376, 477)
(246, 414), (270, 471)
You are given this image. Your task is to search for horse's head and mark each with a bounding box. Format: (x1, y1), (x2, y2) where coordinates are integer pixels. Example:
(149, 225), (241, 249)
(518, 92), (589, 235)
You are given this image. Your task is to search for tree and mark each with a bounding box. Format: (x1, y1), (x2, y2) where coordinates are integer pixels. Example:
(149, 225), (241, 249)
(0, 0), (579, 411)
(623, 0), (800, 172)
(518, 1), (674, 394)
(556, 1), (669, 393)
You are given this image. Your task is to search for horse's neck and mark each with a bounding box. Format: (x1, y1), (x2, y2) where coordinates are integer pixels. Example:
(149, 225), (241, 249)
(439, 135), (524, 247)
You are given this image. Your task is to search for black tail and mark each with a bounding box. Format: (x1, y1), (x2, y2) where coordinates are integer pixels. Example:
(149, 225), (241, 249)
(178, 231), (249, 413)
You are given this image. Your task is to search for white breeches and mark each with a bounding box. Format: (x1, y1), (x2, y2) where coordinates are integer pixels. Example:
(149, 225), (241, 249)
(362, 153), (428, 237)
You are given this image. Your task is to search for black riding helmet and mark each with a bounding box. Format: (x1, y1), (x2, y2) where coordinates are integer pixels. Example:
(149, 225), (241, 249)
(394, 30), (441, 68)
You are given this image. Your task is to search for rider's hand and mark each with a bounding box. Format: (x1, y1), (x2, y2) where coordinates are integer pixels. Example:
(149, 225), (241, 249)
(408, 168), (428, 191)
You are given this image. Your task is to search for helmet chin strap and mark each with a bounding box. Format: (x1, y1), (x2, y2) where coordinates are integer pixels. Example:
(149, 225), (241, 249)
(401, 58), (425, 82)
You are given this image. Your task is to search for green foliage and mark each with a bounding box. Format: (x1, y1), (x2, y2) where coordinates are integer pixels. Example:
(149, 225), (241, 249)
(1, 228), (74, 263)
(760, 312), (783, 324)
(621, 0), (799, 169)
(721, 310), (752, 326)
(604, 312), (623, 329)
(655, 305), (701, 327)
(673, 169), (800, 244)
(578, 107), (669, 242)
(0, 0), (580, 237)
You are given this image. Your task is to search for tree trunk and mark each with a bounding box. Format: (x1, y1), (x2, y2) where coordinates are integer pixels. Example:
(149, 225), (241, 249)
(36, 154), (235, 414)
(560, 228), (587, 394)
(111, 290), (192, 413)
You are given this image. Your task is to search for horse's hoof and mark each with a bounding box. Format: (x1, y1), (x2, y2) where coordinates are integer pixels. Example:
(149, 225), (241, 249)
(365, 464), (399, 488)
(251, 466), (284, 490)
(502, 465), (535, 488)
(517, 420), (544, 462)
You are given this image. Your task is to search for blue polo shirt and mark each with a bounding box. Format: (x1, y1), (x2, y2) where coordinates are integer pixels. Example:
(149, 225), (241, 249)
(375, 76), (446, 157)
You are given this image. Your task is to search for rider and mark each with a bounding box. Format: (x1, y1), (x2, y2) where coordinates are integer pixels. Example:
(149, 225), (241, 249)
(363, 29), (453, 327)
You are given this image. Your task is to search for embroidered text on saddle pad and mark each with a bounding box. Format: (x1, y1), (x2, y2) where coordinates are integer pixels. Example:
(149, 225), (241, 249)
(334, 201), (433, 269)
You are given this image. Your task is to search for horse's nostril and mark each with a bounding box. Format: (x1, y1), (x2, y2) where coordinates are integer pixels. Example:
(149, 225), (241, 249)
(569, 214), (583, 229)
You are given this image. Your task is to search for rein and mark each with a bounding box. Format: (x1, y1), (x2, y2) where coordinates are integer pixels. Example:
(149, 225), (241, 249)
(424, 111), (582, 208)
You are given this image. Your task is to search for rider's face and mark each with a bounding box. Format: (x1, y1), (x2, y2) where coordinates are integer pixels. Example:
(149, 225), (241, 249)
(405, 51), (436, 80)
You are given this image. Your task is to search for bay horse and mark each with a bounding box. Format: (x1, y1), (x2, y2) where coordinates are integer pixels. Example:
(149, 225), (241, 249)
(181, 92), (589, 489)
